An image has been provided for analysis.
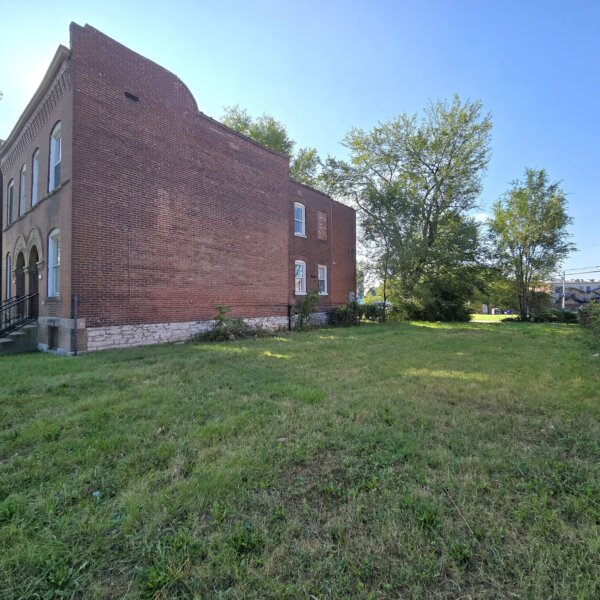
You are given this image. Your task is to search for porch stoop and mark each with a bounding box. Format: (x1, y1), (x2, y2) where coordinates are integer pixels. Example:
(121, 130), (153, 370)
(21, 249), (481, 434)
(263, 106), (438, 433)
(0, 323), (39, 355)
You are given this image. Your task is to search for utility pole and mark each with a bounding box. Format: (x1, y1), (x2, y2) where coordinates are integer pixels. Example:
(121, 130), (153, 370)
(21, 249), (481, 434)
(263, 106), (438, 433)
(562, 270), (566, 310)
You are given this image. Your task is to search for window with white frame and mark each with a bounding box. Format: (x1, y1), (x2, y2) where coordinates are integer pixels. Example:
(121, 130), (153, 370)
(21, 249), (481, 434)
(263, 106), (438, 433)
(49, 122), (62, 192)
(5, 254), (11, 299)
(6, 180), (14, 226)
(295, 260), (306, 294)
(48, 229), (61, 297)
(294, 202), (305, 236)
(32, 149), (40, 206)
(19, 164), (26, 216)
(318, 264), (328, 295)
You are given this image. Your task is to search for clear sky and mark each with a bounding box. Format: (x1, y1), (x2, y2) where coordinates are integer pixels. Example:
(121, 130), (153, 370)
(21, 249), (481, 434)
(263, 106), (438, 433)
(1, 0), (598, 273)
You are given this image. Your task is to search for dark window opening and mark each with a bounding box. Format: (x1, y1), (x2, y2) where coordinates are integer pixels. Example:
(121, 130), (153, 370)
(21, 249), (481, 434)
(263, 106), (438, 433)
(124, 91), (140, 102)
(48, 326), (59, 350)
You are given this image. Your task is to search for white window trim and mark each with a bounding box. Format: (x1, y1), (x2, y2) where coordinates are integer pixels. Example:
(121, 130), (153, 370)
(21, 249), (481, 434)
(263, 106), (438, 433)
(294, 202), (306, 237)
(295, 260), (307, 295)
(48, 229), (61, 297)
(49, 122), (62, 193)
(318, 264), (328, 295)
(32, 149), (40, 206)
(19, 164), (27, 216)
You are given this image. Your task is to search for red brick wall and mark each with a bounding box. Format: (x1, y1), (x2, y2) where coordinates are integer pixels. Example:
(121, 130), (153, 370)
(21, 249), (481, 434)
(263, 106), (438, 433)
(288, 180), (356, 308)
(289, 180), (332, 306)
(1, 61), (73, 321)
(331, 200), (357, 305)
(69, 24), (291, 326)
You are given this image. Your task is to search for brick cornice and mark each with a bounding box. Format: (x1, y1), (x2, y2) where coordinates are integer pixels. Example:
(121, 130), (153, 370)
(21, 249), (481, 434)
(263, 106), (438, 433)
(0, 46), (70, 173)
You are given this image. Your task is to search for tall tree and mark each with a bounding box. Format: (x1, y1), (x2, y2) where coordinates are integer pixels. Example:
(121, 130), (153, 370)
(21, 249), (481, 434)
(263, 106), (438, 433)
(221, 105), (322, 188)
(324, 95), (492, 320)
(489, 168), (574, 319)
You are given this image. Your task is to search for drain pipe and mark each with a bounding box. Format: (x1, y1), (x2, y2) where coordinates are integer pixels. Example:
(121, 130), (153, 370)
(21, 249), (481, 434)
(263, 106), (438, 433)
(71, 293), (78, 356)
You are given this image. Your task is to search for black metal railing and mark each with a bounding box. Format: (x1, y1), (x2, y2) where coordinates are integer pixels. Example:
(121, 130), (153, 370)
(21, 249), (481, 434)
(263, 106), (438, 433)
(0, 296), (19, 310)
(0, 293), (38, 338)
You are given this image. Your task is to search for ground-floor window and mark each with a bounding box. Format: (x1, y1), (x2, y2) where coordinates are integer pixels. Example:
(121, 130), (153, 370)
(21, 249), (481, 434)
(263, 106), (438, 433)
(295, 260), (306, 295)
(5, 254), (11, 299)
(48, 229), (61, 297)
(318, 264), (328, 295)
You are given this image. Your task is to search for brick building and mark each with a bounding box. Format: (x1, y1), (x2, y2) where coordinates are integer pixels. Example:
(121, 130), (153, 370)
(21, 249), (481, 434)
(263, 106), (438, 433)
(0, 23), (356, 353)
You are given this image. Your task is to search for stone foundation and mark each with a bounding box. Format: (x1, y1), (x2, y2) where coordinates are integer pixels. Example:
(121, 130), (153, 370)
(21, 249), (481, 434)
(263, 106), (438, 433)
(85, 316), (291, 352)
(37, 312), (331, 353)
(310, 311), (329, 325)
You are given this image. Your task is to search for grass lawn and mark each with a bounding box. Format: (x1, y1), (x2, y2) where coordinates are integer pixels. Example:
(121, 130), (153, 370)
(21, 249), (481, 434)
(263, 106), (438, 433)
(1, 322), (599, 599)
(471, 313), (518, 323)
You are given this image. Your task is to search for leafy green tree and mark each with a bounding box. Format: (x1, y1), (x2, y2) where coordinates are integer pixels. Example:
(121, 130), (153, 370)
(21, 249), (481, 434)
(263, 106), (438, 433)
(222, 105), (322, 188)
(470, 270), (520, 312)
(324, 95), (492, 320)
(489, 168), (574, 319)
(289, 147), (321, 187)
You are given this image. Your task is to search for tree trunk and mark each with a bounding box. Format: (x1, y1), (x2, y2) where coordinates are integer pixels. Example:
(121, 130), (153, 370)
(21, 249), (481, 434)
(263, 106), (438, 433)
(382, 259), (388, 323)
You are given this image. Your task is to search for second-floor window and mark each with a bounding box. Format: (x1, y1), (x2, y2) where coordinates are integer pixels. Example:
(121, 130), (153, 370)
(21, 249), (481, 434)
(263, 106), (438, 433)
(32, 149), (40, 206)
(49, 122), (62, 192)
(19, 164), (27, 216)
(6, 180), (14, 226)
(294, 202), (305, 236)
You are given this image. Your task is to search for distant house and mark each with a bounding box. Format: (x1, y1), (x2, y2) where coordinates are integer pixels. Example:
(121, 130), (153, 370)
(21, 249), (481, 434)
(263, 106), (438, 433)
(1, 23), (356, 354)
(551, 280), (600, 310)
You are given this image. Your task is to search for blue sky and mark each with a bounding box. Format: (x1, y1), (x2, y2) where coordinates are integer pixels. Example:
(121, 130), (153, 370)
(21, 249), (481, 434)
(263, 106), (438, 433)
(1, 0), (598, 273)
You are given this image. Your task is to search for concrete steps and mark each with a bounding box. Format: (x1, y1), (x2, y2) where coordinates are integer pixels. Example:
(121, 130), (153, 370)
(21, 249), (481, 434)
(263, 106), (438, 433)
(0, 323), (38, 355)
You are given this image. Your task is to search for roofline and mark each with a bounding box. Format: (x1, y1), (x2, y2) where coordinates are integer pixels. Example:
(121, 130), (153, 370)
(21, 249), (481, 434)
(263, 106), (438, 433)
(0, 45), (70, 160)
(198, 111), (290, 160)
(331, 195), (356, 212)
(289, 177), (332, 200)
(289, 178), (356, 212)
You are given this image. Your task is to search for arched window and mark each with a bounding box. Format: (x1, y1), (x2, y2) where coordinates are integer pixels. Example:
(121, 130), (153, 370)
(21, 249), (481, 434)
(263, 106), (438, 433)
(49, 122), (62, 192)
(294, 202), (306, 236)
(6, 180), (14, 226)
(5, 254), (11, 300)
(294, 260), (306, 295)
(19, 164), (27, 216)
(48, 229), (61, 297)
(31, 149), (40, 206)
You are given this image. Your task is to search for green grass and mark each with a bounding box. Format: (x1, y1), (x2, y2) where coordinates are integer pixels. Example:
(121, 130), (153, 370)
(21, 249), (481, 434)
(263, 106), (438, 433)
(1, 322), (599, 599)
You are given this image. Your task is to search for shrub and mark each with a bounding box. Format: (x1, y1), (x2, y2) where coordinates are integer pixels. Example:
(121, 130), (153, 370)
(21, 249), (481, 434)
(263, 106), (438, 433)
(362, 302), (385, 322)
(389, 294), (472, 322)
(292, 290), (320, 330)
(330, 301), (362, 327)
(531, 309), (578, 324)
(579, 303), (600, 347)
(196, 305), (266, 342)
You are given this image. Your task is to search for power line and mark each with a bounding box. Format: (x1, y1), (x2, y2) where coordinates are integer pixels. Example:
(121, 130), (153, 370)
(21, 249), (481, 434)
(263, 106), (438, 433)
(565, 265), (600, 273)
(550, 269), (600, 280)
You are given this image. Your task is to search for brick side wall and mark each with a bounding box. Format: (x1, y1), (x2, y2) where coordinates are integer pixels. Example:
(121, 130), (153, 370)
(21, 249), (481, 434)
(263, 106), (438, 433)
(288, 180), (333, 307)
(70, 24), (291, 327)
(331, 200), (357, 305)
(288, 180), (356, 309)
